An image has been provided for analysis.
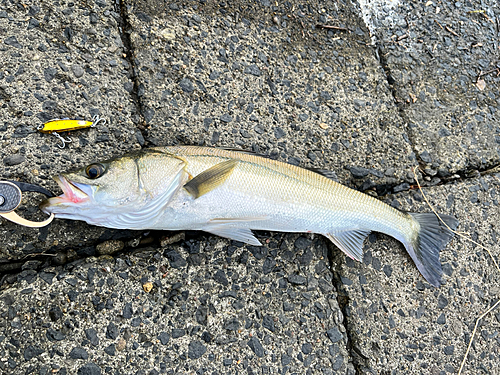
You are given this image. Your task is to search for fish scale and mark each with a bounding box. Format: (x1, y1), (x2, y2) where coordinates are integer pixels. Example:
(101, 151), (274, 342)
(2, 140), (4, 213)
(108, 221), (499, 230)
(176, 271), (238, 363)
(41, 146), (459, 287)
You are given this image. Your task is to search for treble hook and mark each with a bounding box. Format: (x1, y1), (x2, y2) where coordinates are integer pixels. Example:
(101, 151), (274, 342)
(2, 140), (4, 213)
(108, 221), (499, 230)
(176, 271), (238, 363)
(91, 115), (107, 127)
(53, 132), (72, 149)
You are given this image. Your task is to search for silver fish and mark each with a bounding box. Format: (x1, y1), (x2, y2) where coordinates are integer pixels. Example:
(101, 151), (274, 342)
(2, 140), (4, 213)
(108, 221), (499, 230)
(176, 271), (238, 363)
(41, 146), (458, 287)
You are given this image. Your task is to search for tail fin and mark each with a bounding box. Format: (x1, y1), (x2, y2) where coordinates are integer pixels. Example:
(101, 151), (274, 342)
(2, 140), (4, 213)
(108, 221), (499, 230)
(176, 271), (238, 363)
(406, 213), (459, 287)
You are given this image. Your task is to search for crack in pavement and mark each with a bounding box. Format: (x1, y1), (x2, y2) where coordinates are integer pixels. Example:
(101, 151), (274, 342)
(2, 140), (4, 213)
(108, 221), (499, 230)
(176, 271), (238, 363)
(115, 0), (147, 134)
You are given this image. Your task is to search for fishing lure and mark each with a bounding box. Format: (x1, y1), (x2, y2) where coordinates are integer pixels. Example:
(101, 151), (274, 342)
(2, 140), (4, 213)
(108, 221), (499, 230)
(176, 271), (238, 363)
(0, 180), (54, 227)
(38, 115), (106, 148)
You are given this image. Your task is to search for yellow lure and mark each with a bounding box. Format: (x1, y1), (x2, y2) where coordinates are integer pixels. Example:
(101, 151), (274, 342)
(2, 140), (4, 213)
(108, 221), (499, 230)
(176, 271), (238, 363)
(38, 119), (94, 133)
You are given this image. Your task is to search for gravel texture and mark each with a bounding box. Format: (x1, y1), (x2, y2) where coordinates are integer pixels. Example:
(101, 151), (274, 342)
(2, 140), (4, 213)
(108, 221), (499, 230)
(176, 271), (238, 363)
(124, 0), (416, 186)
(0, 0), (499, 374)
(0, 236), (352, 374)
(368, 0), (500, 174)
(0, 0), (140, 259)
(336, 174), (500, 373)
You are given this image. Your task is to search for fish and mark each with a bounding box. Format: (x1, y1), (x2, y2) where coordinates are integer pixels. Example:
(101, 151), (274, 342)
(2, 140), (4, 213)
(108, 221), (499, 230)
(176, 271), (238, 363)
(41, 146), (458, 287)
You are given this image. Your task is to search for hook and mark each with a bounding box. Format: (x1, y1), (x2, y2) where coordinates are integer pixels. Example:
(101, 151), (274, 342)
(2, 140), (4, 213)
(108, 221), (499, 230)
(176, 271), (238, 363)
(53, 132), (72, 149)
(91, 115), (107, 127)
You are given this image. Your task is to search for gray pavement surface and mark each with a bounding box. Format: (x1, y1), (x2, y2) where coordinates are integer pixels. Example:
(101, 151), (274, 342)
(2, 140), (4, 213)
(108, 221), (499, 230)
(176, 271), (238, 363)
(0, 0), (499, 374)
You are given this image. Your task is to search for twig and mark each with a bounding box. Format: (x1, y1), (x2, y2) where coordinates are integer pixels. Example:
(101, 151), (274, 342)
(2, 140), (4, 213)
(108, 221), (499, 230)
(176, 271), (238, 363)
(457, 300), (500, 375)
(434, 19), (444, 30)
(478, 67), (500, 78)
(315, 24), (349, 32)
(445, 25), (459, 36)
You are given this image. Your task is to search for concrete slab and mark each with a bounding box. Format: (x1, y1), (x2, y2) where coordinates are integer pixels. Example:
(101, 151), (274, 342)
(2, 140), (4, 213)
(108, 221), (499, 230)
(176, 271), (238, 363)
(335, 174), (500, 373)
(362, 0), (500, 174)
(0, 0), (140, 259)
(0, 236), (353, 374)
(124, 0), (416, 187)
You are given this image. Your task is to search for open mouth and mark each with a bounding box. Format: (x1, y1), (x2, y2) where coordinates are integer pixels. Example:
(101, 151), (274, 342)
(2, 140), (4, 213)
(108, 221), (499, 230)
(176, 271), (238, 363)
(40, 176), (91, 211)
(54, 175), (91, 203)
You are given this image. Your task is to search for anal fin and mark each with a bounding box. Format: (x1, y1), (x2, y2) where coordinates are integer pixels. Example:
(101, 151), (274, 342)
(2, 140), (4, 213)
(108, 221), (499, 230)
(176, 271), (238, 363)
(324, 229), (371, 262)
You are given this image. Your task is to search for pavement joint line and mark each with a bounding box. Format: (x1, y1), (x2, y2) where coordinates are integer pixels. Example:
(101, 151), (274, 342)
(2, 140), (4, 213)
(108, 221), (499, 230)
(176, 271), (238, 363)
(328, 247), (365, 374)
(115, 0), (147, 134)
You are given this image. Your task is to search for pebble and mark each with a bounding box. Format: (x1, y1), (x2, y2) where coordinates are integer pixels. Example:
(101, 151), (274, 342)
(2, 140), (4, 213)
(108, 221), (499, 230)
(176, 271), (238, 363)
(116, 338), (126, 351)
(69, 347), (89, 359)
(77, 363), (101, 375)
(3, 154), (25, 166)
(327, 327), (343, 343)
(96, 240), (124, 255)
(188, 340), (207, 359)
(179, 78), (194, 93)
(247, 337), (265, 357)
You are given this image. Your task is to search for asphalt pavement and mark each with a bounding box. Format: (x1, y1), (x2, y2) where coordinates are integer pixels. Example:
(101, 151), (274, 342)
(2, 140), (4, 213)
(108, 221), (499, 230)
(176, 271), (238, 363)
(0, 0), (499, 374)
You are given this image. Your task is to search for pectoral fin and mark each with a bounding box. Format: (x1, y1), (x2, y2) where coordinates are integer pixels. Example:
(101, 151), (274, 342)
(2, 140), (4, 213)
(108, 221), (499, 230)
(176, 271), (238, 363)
(204, 226), (262, 246)
(184, 159), (238, 198)
(324, 229), (371, 262)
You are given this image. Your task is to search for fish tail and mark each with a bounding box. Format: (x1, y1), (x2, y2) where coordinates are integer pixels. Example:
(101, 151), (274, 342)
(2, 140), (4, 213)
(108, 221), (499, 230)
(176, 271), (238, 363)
(405, 213), (459, 287)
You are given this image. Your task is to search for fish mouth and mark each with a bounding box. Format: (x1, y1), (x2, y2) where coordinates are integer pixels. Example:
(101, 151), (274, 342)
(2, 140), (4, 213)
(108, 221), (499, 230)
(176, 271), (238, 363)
(40, 175), (91, 212)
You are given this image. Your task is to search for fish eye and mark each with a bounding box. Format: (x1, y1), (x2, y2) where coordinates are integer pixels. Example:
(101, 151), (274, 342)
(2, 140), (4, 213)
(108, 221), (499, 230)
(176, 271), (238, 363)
(85, 163), (105, 179)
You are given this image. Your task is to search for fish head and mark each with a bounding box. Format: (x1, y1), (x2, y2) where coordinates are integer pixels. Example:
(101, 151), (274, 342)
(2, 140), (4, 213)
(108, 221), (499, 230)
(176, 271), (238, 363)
(40, 155), (141, 223)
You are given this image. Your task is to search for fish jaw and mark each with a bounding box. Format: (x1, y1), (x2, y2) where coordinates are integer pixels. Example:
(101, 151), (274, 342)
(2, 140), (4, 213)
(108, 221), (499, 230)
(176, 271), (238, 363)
(40, 175), (92, 214)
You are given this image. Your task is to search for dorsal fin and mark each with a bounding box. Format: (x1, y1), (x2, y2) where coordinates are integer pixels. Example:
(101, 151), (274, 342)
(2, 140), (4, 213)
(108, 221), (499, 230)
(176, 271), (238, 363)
(307, 168), (339, 182)
(184, 159), (238, 198)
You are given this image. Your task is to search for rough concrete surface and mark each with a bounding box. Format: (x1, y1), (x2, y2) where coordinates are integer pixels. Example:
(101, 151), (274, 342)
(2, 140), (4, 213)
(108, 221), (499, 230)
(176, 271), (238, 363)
(0, 0), (499, 374)
(0, 0), (141, 260)
(367, 0), (500, 174)
(337, 174), (500, 374)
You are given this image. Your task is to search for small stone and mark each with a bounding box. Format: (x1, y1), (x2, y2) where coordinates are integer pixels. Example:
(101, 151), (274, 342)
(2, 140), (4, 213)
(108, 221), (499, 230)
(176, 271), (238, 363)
(179, 78), (194, 93)
(171, 328), (185, 338)
(69, 347), (88, 360)
(164, 250), (187, 268)
(123, 303), (133, 319)
(46, 329), (65, 341)
(104, 344), (115, 356)
(262, 315), (275, 332)
(85, 328), (99, 346)
(262, 257), (276, 274)
(158, 332), (170, 345)
(443, 345), (454, 355)
(3, 154), (25, 166)
(220, 114), (232, 123)
(116, 338), (126, 351)
(214, 269), (228, 286)
(71, 64), (84, 78)
(24, 345), (43, 361)
(302, 342), (313, 354)
(327, 327), (343, 343)
(49, 306), (63, 321)
(142, 282), (153, 293)
(287, 274), (306, 285)
(420, 151), (432, 163)
(437, 294), (449, 309)
(106, 322), (118, 340)
(349, 167), (370, 178)
(188, 341), (207, 359)
(437, 313), (446, 324)
(247, 337), (265, 357)
(77, 363), (101, 375)
(4, 36), (22, 48)
(224, 317), (240, 331)
(244, 64), (262, 76)
(44, 67), (57, 82)
(96, 240), (124, 256)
